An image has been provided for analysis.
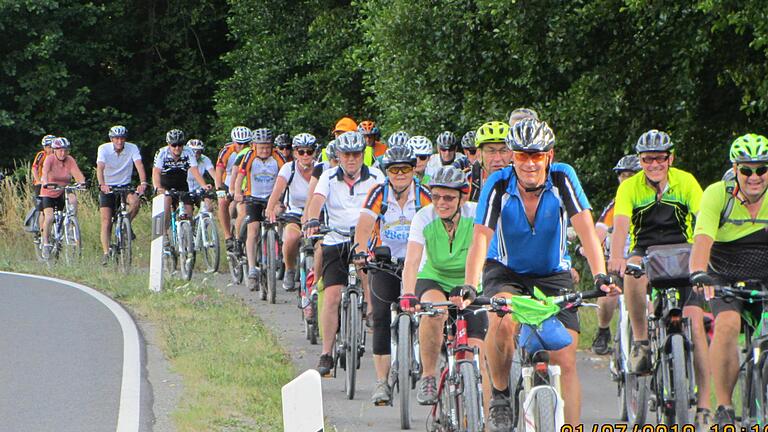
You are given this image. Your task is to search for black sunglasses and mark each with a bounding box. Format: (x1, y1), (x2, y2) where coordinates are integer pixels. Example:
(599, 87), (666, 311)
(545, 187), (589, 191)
(738, 165), (768, 177)
(417, 155), (429, 161)
(465, 148), (477, 155)
(170, 143), (184, 148)
(296, 149), (314, 156)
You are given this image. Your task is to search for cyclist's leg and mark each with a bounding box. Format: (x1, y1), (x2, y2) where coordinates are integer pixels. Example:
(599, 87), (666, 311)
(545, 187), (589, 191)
(596, 295), (619, 329)
(67, 191), (78, 214)
(34, 184), (43, 234)
(319, 242), (349, 355)
(126, 192), (140, 220)
(282, 221), (302, 271)
(624, 251), (649, 340)
(245, 202), (260, 270)
(40, 197), (58, 246)
(683, 293), (711, 411)
(370, 268), (400, 382)
(709, 297), (744, 407)
(548, 329), (580, 423)
(99, 191), (116, 255)
(415, 281), (448, 378)
(466, 306), (490, 417)
(218, 193), (232, 239)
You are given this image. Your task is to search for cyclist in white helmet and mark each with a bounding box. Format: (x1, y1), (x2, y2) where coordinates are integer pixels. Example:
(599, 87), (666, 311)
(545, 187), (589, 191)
(407, 136), (434, 184)
(216, 126), (252, 251)
(186, 139), (216, 210)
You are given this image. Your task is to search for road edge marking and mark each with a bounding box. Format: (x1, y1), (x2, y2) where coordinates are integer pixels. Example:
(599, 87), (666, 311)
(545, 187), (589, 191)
(0, 271), (141, 432)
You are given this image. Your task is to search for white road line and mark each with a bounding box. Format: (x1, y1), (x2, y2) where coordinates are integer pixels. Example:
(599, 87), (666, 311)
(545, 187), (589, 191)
(0, 271), (141, 432)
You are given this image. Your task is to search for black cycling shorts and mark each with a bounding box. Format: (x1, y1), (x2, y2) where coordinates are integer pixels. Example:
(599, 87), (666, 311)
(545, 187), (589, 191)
(415, 278), (488, 340)
(41, 196), (65, 211)
(321, 242), (352, 288)
(245, 199), (267, 223)
(99, 184), (132, 209)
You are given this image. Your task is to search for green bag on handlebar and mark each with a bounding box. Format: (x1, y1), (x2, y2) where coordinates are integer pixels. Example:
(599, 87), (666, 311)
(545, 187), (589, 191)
(506, 286), (561, 326)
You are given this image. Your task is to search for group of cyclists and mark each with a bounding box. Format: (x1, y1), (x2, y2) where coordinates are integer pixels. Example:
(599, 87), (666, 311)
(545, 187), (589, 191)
(26, 107), (768, 430)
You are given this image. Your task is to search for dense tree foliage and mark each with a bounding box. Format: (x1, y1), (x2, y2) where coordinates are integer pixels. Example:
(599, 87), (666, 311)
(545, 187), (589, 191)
(4, 0), (768, 204)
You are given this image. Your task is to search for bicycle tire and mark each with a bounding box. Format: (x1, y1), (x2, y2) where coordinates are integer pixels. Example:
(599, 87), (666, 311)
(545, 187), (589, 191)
(179, 221), (195, 281)
(670, 334), (691, 425)
(63, 216), (81, 265)
(741, 351), (755, 425)
(118, 216), (132, 273)
(228, 252), (243, 284)
(435, 369), (456, 430)
(532, 387), (558, 432)
(257, 237), (267, 299)
(624, 327), (648, 426)
(397, 314), (413, 429)
(759, 355), (768, 424)
(267, 228), (277, 304)
(164, 224), (178, 276)
(201, 216), (220, 273)
(309, 292), (319, 345)
(458, 362), (483, 432)
(345, 291), (360, 400)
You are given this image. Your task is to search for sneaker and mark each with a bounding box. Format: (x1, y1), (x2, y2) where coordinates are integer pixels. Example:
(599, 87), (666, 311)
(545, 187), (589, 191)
(283, 269), (297, 291)
(316, 353), (334, 377)
(101, 253), (110, 266)
(416, 375), (438, 405)
(695, 408), (712, 430)
(629, 340), (652, 375)
(41, 244), (52, 260)
(591, 327), (612, 355)
(713, 405), (736, 427)
(225, 238), (236, 253)
(248, 268), (260, 292)
(371, 379), (392, 406)
(487, 393), (514, 432)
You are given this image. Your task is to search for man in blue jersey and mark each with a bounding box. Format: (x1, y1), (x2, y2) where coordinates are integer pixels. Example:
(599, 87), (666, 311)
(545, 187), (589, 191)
(464, 119), (617, 430)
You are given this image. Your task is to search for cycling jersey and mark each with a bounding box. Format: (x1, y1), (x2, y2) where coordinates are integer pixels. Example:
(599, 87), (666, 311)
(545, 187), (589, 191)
(321, 146), (377, 167)
(278, 161), (315, 214)
(272, 149), (291, 168)
(216, 143), (244, 186)
(475, 163), (591, 275)
(40, 156), (78, 198)
(238, 151), (278, 198)
(97, 142), (142, 186)
(597, 199), (631, 258)
(187, 155), (214, 191)
(154, 146), (198, 190)
(361, 180), (432, 259)
(312, 162), (332, 179)
(425, 153), (468, 178)
(314, 165), (385, 246)
(32, 150), (49, 185)
(408, 202), (480, 293)
(694, 180), (768, 281)
(614, 167), (702, 251)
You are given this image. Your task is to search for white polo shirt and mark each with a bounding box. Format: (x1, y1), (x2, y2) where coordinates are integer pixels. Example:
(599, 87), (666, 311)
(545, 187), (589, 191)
(97, 142), (142, 186)
(187, 155), (214, 191)
(314, 165), (385, 246)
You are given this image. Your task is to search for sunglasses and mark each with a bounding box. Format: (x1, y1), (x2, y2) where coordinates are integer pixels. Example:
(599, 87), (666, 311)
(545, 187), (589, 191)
(387, 165), (413, 175)
(296, 149), (314, 156)
(640, 154), (670, 164)
(738, 165), (768, 177)
(431, 193), (459, 203)
(170, 143), (184, 148)
(465, 148), (477, 155)
(417, 155), (430, 161)
(512, 151), (548, 164)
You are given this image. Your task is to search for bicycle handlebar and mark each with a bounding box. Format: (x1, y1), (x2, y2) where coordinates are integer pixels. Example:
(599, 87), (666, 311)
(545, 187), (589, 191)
(714, 283), (768, 302)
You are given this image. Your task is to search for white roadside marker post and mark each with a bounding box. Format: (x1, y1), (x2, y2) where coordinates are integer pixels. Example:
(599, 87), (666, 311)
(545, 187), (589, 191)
(149, 194), (164, 292)
(282, 369), (324, 432)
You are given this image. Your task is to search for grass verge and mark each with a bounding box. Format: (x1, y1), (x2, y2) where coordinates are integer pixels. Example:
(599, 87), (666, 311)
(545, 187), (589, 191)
(0, 176), (293, 431)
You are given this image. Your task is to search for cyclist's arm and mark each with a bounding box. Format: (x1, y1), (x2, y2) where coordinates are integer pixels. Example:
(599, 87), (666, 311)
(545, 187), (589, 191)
(690, 234), (714, 273)
(233, 170), (246, 200)
(152, 167), (161, 193)
(214, 165), (224, 190)
(96, 162), (107, 189)
(40, 158), (50, 185)
(305, 193), (326, 222)
(32, 155), (42, 184)
(464, 224), (494, 287)
(595, 224), (609, 244)
(607, 214), (630, 274)
(189, 166), (207, 189)
(266, 176), (288, 219)
(402, 240), (424, 295)
(133, 159), (148, 185)
(303, 176), (320, 223)
(353, 212), (376, 256)
(571, 210), (607, 276)
(70, 161), (86, 185)
(227, 164), (240, 192)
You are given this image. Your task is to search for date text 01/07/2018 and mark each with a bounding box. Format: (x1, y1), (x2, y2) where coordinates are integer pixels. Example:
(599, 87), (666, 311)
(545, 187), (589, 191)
(560, 425), (765, 432)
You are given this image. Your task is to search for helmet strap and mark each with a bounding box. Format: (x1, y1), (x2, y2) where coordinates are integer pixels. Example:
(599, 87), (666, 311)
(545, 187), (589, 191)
(736, 178), (768, 205)
(389, 179), (410, 200)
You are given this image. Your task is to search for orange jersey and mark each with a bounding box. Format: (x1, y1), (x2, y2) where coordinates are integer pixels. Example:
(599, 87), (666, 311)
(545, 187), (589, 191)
(272, 149), (291, 169)
(31, 150), (48, 185)
(361, 181), (432, 256)
(372, 141), (388, 158)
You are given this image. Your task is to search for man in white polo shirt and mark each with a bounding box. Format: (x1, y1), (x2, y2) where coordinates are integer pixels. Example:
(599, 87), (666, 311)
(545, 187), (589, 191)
(96, 125), (148, 265)
(304, 131), (385, 376)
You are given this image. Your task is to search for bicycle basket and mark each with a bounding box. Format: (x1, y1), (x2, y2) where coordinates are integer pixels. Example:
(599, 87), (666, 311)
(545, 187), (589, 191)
(519, 316), (572, 352)
(644, 243), (692, 288)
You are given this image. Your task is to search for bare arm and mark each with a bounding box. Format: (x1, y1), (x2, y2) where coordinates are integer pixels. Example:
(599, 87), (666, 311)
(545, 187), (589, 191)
(402, 241), (425, 295)
(134, 159), (148, 184)
(190, 166), (208, 189)
(306, 193), (326, 221)
(214, 166), (225, 189)
(690, 234), (714, 274)
(607, 214), (630, 276)
(303, 176), (320, 223)
(152, 167), (161, 193)
(353, 212), (376, 255)
(464, 224), (494, 287)
(96, 162), (108, 192)
(71, 163), (86, 185)
(266, 176), (288, 222)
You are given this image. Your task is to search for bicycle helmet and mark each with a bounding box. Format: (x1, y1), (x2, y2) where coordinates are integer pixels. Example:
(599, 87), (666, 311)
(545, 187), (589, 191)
(729, 133), (768, 163)
(51, 137), (71, 149)
(252, 128), (273, 145)
(387, 131), (411, 148)
(166, 129), (185, 145)
(357, 120), (380, 137)
(506, 119), (555, 152)
(275, 133), (292, 148)
(407, 136), (433, 156)
(292, 133), (317, 149)
(635, 129), (673, 153)
(230, 126), (252, 144)
(475, 121), (509, 148)
(333, 117), (357, 134)
(108, 125), (127, 139)
(381, 145), (416, 169)
(722, 167), (736, 182)
(187, 139), (205, 151)
(429, 166), (469, 194)
(326, 140), (338, 161)
(612, 155), (641, 173)
(508, 107), (539, 125)
(436, 131), (457, 150)
(335, 131), (366, 153)
(460, 131), (476, 149)
(41, 134), (56, 147)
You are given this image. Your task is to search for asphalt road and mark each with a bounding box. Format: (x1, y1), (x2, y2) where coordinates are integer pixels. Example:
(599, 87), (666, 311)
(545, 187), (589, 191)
(0, 273), (143, 432)
(220, 274), (626, 431)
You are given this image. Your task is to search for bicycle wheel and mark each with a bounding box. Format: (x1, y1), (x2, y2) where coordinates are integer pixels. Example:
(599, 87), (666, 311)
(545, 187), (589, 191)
(624, 328), (648, 425)
(758, 357), (768, 424)
(345, 291), (360, 400)
(435, 370), (455, 430)
(227, 251), (243, 284)
(397, 314), (413, 428)
(201, 216), (220, 273)
(179, 221), (196, 281)
(164, 226), (178, 276)
(532, 387), (558, 432)
(267, 228), (277, 304)
(669, 334), (691, 425)
(458, 362), (483, 432)
(62, 216), (81, 265)
(118, 216), (132, 273)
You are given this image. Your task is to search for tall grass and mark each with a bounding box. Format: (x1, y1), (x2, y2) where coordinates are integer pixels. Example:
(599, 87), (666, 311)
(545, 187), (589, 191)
(0, 175), (293, 431)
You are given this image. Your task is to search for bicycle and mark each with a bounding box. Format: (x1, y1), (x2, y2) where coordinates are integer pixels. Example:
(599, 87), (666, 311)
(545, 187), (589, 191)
(191, 189), (220, 273)
(626, 261), (696, 426)
(712, 282), (768, 425)
(480, 289), (607, 432)
(258, 214), (283, 303)
(226, 201), (248, 285)
(298, 234), (322, 345)
(419, 299), (485, 432)
(40, 183), (85, 265)
(163, 189), (196, 281)
(107, 186), (136, 273)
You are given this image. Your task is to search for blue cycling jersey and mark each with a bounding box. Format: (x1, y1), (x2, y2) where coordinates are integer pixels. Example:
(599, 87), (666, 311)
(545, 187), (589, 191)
(475, 163), (591, 276)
